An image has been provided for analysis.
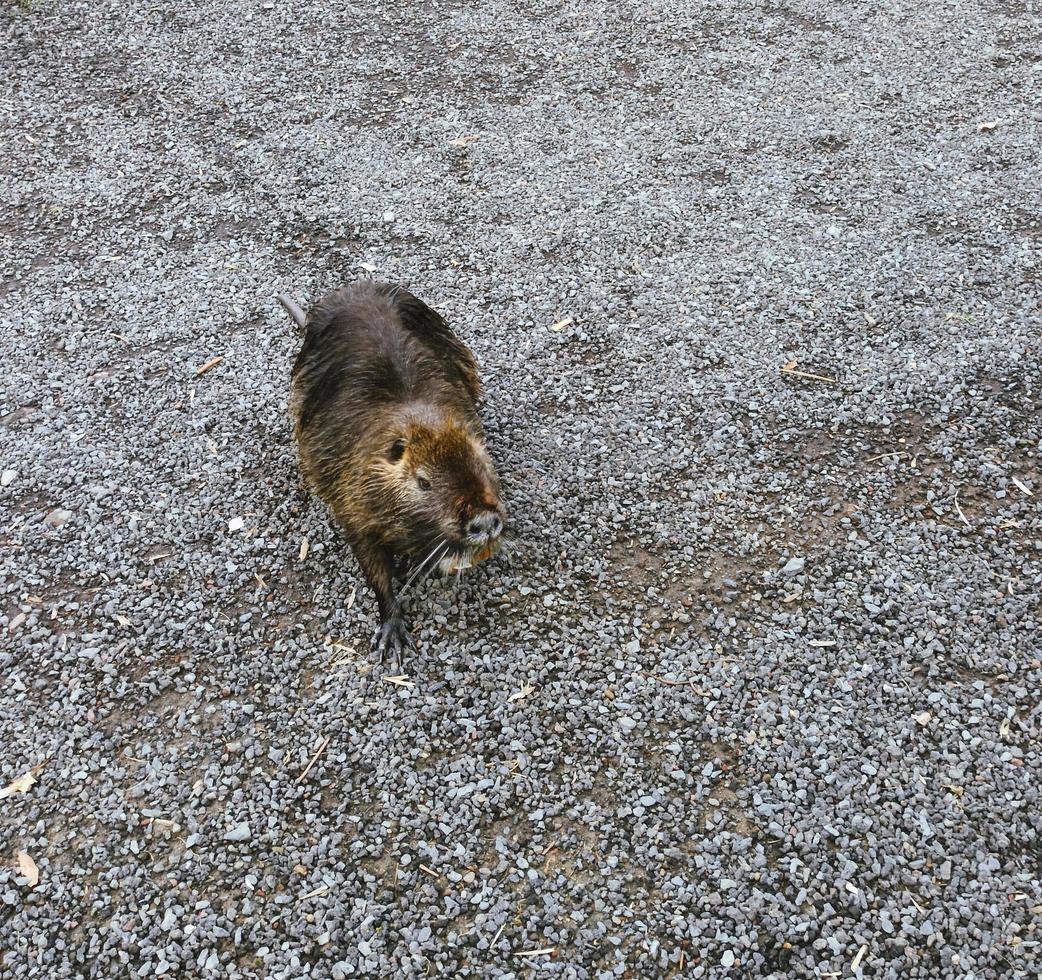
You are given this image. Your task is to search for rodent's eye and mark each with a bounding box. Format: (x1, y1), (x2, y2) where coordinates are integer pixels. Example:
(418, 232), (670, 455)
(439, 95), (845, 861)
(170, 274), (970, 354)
(417, 476), (432, 492)
(388, 439), (406, 463)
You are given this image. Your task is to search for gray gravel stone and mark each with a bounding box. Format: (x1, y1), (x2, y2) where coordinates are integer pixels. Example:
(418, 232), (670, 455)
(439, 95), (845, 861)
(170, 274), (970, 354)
(222, 823), (251, 843)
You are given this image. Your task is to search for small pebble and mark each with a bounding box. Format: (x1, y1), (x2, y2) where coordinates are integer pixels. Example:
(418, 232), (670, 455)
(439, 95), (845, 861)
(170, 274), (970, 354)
(223, 823), (251, 843)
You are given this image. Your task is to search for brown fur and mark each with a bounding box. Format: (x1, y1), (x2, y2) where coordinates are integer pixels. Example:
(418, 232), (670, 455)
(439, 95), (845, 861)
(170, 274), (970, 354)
(287, 281), (505, 659)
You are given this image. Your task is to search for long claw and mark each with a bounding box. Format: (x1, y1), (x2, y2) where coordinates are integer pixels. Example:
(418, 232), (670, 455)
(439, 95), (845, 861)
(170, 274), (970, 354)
(373, 616), (413, 668)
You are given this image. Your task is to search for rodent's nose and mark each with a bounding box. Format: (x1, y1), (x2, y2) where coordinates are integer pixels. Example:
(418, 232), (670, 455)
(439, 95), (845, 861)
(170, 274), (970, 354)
(465, 511), (503, 543)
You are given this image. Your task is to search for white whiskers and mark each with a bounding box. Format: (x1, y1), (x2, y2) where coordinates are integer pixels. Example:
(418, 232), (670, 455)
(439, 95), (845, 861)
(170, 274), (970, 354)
(397, 538), (448, 601)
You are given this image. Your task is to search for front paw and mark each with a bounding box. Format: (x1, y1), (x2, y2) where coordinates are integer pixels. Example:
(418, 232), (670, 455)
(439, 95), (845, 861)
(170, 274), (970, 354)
(373, 616), (413, 666)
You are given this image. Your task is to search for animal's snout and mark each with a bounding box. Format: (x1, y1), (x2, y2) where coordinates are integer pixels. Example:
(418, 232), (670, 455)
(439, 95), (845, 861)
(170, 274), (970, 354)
(464, 510), (503, 544)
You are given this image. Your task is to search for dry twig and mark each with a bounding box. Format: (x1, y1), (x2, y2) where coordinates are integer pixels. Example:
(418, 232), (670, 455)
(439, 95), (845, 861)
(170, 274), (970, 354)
(195, 356), (224, 376)
(296, 736), (331, 784)
(781, 361), (837, 384)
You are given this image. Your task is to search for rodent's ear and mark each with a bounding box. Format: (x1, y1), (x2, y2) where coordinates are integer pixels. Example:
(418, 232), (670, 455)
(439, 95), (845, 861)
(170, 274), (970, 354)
(388, 438), (407, 463)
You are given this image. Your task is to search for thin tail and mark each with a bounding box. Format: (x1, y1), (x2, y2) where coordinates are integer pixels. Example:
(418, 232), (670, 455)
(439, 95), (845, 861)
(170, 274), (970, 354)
(278, 293), (307, 330)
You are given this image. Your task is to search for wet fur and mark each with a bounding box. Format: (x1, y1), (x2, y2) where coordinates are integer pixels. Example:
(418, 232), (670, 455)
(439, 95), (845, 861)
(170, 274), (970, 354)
(288, 281), (502, 655)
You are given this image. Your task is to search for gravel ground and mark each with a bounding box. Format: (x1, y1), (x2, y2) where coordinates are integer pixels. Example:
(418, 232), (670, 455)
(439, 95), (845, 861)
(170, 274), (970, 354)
(2, 0), (1041, 977)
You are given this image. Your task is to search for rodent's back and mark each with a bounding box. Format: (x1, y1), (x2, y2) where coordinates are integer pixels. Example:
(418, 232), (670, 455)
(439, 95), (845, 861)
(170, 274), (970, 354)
(290, 282), (483, 508)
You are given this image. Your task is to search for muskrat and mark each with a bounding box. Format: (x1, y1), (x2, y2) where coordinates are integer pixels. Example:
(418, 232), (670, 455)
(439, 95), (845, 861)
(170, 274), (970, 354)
(279, 282), (505, 661)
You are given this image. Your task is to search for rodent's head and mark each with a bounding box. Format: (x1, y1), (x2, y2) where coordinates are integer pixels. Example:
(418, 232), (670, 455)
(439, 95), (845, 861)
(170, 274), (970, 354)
(376, 420), (505, 568)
